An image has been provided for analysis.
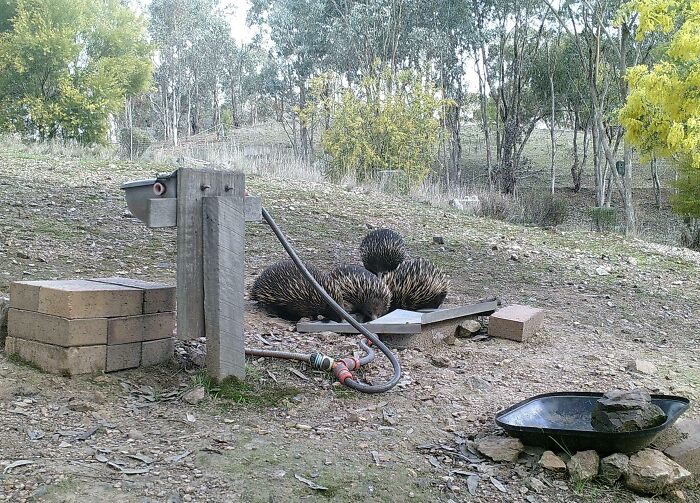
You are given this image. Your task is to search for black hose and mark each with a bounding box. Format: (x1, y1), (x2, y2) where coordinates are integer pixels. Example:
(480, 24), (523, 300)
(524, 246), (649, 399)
(261, 206), (402, 393)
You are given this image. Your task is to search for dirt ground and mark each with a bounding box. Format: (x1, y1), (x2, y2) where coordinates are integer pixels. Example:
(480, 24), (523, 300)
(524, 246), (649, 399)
(1, 147), (699, 502)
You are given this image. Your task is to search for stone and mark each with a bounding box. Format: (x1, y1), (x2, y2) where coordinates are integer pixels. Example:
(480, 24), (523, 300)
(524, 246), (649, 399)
(457, 319), (482, 338)
(567, 450), (600, 482)
(433, 236), (445, 245)
(595, 267), (610, 276)
(0, 296), (9, 347)
(539, 451), (567, 472)
(629, 360), (657, 375)
(599, 453), (629, 484)
(664, 420), (700, 475)
(89, 277), (176, 314)
(591, 389), (666, 433)
(476, 436), (524, 462)
(8, 308), (108, 347)
(430, 355), (452, 368)
(141, 337), (174, 366)
(10, 279), (143, 318)
(106, 342), (142, 372)
(488, 304), (544, 342)
(671, 490), (686, 501)
(525, 477), (546, 494)
(625, 449), (691, 494)
(182, 386), (206, 405)
(4, 336), (106, 375)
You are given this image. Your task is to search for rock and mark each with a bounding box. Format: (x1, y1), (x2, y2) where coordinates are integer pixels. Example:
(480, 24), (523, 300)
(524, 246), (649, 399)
(433, 236), (445, 245)
(671, 490), (687, 501)
(627, 257), (639, 266)
(67, 399), (95, 412)
(595, 266), (610, 276)
(182, 386), (206, 405)
(567, 450), (599, 482)
(476, 436), (524, 462)
(538, 451), (567, 472)
(0, 296), (9, 347)
(457, 319), (482, 338)
(665, 420), (700, 475)
(16, 251), (31, 260)
(430, 355), (452, 368)
(27, 485), (49, 502)
(629, 360), (657, 375)
(127, 429), (145, 441)
(525, 477), (546, 494)
(625, 449), (691, 494)
(591, 389), (666, 433)
(467, 376), (492, 391)
(599, 453), (629, 484)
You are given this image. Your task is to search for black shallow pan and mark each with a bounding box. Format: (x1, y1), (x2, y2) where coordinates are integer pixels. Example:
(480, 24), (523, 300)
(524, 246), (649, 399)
(495, 392), (690, 454)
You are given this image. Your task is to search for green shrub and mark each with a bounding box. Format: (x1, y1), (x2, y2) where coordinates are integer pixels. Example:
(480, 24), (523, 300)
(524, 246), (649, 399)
(589, 207), (618, 233)
(119, 127), (154, 159)
(522, 193), (568, 228)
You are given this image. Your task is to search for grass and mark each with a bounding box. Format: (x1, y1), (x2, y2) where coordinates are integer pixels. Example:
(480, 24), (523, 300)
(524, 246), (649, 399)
(190, 369), (300, 407)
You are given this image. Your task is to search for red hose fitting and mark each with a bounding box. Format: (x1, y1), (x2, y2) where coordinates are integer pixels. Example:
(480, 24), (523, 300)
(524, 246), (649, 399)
(332, 361), (353, 384)
(341, 357), (361, 371)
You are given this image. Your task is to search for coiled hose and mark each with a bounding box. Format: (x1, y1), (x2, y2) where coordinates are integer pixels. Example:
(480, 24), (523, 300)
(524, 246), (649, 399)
(244, 206), (402, 394)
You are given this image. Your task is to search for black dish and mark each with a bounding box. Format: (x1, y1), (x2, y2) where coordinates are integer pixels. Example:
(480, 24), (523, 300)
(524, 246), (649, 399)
(495, 392), (690, 454)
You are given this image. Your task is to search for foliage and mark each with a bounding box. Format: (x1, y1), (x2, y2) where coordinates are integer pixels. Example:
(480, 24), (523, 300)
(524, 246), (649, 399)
(0, 0), (152, 144)
(521, 192), (568, 228)
(318, 67), (448, 186)
(119, 127), (154, 159)
(619, 0), (700, 216)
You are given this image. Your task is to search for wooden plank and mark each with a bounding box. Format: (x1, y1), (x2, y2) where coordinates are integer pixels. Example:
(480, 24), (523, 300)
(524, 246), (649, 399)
(176, 167), (244, 340)
(203, 196), (246, 380)
(147, 198), (177, 228)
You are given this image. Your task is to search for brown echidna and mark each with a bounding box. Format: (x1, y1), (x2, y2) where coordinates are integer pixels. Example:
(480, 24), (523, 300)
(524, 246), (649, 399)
(383, 258), (449, 311)
(250, 260), (347, 321)
(359, 228), (406, 275)
(328, 265), (392, 321)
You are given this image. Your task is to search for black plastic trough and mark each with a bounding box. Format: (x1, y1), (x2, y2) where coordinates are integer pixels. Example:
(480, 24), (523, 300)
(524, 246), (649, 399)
(495, 392), (690, 454)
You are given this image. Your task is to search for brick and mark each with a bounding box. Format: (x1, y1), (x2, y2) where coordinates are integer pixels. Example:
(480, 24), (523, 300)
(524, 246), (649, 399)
(107, 312), (175, 345)
(4, 336), (105, 375)
(106, 342), (142, 372)
(8, 308), (107, 347)
(141, 337), (174, 367)
(488, 304), (544, 342)
(90, 277), (176, 313)
(10, 280), (142, 319)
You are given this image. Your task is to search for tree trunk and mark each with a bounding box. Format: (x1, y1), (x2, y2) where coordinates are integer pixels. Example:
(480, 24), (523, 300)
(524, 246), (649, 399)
(299, 83), (309, 163)
(477, 47), (494, 191)
(651, 155), (661, 209)
(549, 73), (556, 195)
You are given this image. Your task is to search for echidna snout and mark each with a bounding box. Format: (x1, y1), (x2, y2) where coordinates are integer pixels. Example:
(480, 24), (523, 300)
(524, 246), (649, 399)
(329, 265), (391, 321)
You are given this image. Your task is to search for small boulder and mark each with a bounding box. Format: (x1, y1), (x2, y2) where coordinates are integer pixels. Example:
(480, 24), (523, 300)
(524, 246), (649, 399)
(538, 451), (567, 472)
(629, 359), (657, 375)
(599, 453), (629, 484)
(182, 386), (206, 405)
(591, 388), (666, 433)
(457, 320), (482, 338)
(433, 236), (445, 245)
(476, 436), (524, 462)
(625, 449), (691, 494)
(430, 355), (453, 368)
(567, 450), (600, 482)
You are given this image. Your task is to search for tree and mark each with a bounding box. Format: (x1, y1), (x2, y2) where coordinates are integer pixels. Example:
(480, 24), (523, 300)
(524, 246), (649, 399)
(0, 0), (152, 144)
(320, 67), (447, 188)
(619, 0), (700, 217)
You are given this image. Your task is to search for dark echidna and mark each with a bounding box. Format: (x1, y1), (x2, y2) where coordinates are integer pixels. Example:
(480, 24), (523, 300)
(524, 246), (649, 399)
(383, 258), (449, 311)
(328, 265), (392, 321)
(250, 260), (347, 321)
(359, 228), (406, 275)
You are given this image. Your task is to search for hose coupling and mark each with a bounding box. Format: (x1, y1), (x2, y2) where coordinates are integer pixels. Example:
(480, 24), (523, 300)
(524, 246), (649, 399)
(309, 353), (334, 371)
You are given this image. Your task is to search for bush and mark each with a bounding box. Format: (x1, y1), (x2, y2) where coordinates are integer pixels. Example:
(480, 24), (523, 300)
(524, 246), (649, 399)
(318, 67), (448, 187)
(680, 218), (700, 250)
(120, 127), (154, 159)
(521, 193), (568, 228)
(475, 191), (522, 222)
(589, 207), (618, 233)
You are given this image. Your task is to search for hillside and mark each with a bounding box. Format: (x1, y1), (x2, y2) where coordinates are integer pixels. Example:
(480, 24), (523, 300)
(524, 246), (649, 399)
(0, 147), (699, 502)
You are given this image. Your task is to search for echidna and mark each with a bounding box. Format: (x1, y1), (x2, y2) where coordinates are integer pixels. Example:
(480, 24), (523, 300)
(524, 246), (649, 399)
(250, 260), (347, 321)
(359, 228), (406, 275)
(383, 258), (449, 311)
(328, 265), (392, 321)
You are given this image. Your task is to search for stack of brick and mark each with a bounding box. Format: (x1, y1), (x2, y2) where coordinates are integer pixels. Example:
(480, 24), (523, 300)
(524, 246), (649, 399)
(5, 278), (175, 375)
